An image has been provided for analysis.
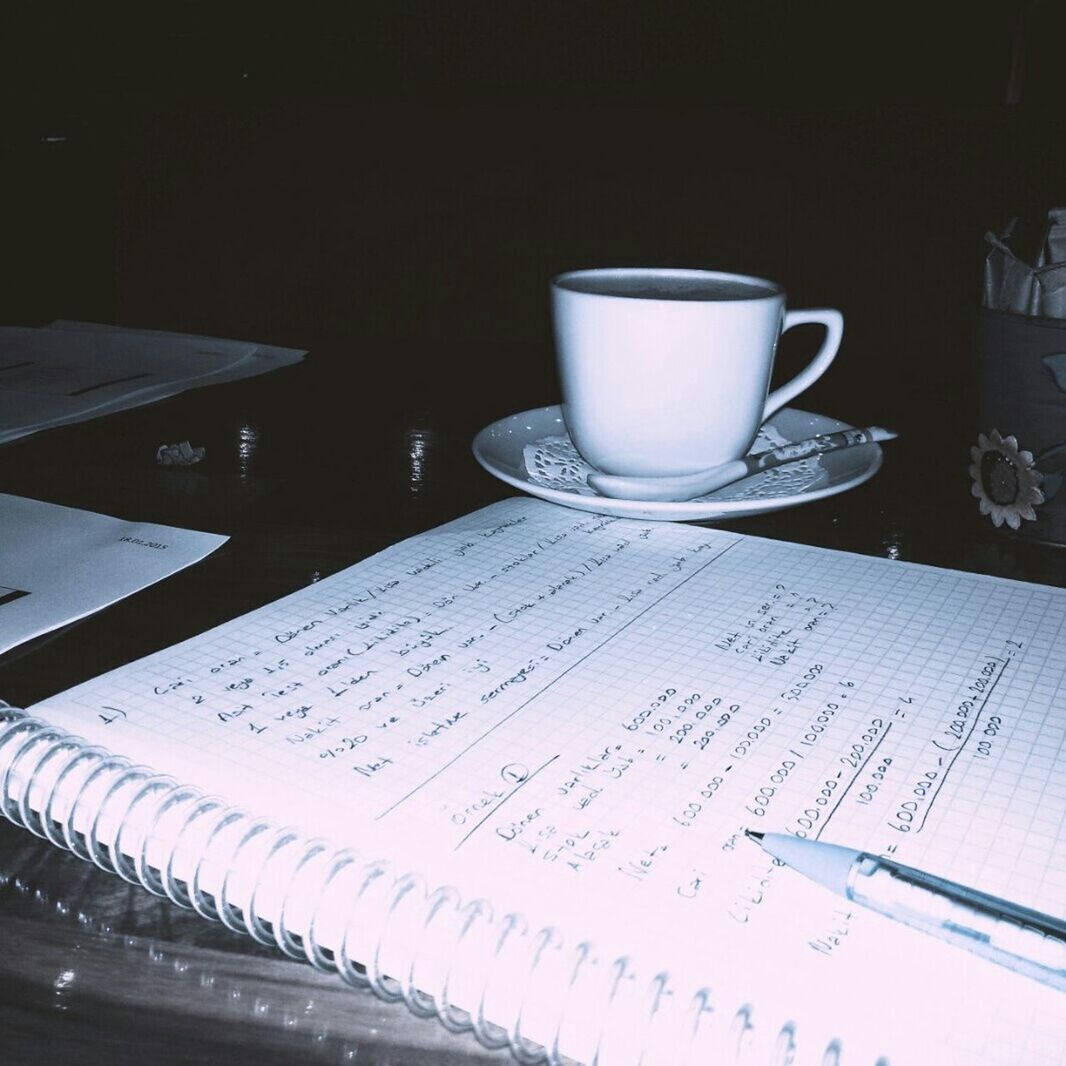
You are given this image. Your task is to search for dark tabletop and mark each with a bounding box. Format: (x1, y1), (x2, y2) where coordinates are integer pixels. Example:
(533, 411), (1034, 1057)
(3, 38), (1066, 1062)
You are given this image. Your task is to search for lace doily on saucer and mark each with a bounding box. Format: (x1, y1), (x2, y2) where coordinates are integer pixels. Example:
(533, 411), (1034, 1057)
(523, 425), (829, 501)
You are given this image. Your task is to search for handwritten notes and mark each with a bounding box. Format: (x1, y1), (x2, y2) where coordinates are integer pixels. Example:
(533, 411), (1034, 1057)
(32, 499), (1066, 1064)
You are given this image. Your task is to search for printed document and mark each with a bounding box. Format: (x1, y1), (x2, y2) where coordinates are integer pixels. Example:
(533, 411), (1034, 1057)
(0, 493), (227, 656)
(0, 322), (304, 445)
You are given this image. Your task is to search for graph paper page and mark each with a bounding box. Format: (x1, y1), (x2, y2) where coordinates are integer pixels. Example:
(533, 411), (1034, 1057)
(33, 498), (1066, 1064)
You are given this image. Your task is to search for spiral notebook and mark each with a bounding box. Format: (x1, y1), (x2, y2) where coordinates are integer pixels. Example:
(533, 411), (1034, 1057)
(2, 499), (1064, 1065)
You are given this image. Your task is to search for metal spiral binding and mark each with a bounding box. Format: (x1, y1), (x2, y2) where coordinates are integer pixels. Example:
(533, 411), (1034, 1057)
(0, 704), (723, 1065)
(0, 702), (869, 1064)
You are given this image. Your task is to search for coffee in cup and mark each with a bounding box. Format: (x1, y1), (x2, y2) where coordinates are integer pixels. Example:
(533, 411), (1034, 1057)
(551, 267), (843, 477)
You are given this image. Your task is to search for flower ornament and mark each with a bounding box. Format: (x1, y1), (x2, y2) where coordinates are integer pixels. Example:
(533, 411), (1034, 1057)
(969, 430), (1045, 529)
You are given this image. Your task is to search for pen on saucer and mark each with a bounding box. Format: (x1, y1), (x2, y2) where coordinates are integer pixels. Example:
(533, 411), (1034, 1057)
(588, 426), (897, 502)
(746, 830), (1066, 992)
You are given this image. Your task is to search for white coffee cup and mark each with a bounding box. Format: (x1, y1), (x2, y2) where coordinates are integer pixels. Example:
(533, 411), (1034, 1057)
(551, 267), (843, 477)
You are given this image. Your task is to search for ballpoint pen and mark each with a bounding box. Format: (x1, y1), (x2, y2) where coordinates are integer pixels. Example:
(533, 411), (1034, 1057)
(746, 830), (1066, 992)
(588, 426), (897, 501)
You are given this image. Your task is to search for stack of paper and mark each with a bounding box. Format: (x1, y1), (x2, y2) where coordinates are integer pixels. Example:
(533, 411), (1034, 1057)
(0, 321), (305, 446)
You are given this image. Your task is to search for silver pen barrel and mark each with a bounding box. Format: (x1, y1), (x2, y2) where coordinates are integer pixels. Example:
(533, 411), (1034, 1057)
(846, 854), (1066, 992)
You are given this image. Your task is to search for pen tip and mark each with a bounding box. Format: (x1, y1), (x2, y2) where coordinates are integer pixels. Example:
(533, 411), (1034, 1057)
(743, 829), (765, 843)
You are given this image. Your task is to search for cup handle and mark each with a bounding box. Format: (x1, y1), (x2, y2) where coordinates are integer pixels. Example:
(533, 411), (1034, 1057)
(762, 308), (844, 421)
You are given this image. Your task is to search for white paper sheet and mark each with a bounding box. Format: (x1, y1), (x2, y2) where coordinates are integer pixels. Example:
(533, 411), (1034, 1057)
(29, 499), (1066, 1064)
(0, 493), (228, 656)
(0, 322), (305, 446)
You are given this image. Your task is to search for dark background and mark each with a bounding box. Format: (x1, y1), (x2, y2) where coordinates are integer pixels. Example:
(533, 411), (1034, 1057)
(0, 0), (1064, 690)
(2, 1), (1066, 438)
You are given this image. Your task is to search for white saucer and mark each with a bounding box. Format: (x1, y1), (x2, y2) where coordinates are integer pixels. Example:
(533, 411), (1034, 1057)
(472, 405), (884, 522)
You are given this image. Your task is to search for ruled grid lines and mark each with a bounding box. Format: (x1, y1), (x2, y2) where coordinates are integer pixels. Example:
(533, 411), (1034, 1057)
(375, 536), (742, 821)
(29, 499), (1066, 1066)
